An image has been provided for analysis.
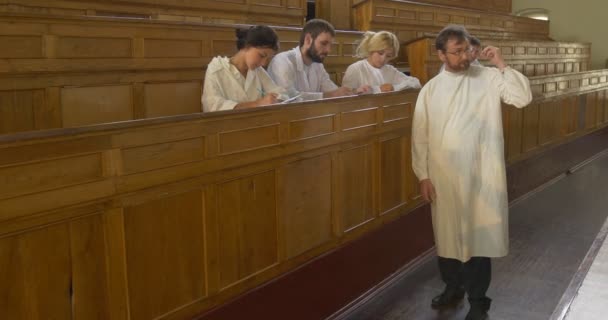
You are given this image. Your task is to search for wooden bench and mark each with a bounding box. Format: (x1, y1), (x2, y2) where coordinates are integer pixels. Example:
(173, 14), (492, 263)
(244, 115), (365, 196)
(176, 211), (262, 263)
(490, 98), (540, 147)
(0, 13), (362, 135)
(353, 0), (550, 44)
(0, 91), (421, 320)
(406, 36), (591, 84)
(0, 0), (307, 26)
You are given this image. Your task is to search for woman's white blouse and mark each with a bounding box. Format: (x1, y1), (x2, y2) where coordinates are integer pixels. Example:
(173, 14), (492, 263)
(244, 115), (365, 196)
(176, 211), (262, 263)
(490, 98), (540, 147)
(202, 56), (287, 112)
(342, 59), (421, 93)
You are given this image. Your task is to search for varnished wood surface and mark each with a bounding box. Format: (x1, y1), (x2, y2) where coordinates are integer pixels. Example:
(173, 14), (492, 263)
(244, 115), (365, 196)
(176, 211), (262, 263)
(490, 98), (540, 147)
(0, 0), (307, 26)
(344, 153), (608, 320)
(0, 13), (362, 134)
(0, 83), (606, 319)
(353, 0), (549, 46)
(198, 123), (608, 320)
(0, 91), (422, 319)
(406, 37), (591, 84)
(503, 71), (608, 163)
(316, 0), (354, 30)
(395, 0), (512, 13)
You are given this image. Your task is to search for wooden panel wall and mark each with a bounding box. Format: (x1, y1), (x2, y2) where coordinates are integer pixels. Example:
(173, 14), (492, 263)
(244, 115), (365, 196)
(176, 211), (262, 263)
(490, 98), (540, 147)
(0, 91), (421, 320)
(353, 0), (549, 44)
(316, 0), (354, 30)
(406, 37), (591, 84)
(408, 0), (512, 13)
(0, 14), (361, 135)
(0, 0), (307, 26)
(503, 70), (608, 162)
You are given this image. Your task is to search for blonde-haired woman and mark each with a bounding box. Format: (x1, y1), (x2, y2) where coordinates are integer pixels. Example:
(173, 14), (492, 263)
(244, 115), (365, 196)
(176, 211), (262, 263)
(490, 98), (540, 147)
(342, 31), (421, 93)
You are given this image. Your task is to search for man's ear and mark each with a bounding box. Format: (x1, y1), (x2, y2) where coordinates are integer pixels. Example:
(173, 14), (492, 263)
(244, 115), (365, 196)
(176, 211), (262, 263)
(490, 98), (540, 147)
(304, 33), (313, 48)
(437, 50), (447, 63)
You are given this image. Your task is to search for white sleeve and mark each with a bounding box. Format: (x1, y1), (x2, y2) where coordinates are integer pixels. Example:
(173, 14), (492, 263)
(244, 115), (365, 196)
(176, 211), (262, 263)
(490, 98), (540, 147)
(411, 85), (430, 181)
(259, 68), (289, 101)
(341, 64), (359, 89)
(268, 55), (297, 92)
(202, 72), (238, 112)
(493, 67), (533, 108)
(386, 65), (422, 91)
(318, 65), (339, 92)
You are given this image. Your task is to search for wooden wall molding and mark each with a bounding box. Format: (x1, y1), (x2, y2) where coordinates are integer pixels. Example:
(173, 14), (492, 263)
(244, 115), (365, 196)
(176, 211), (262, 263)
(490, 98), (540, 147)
(398, 0), (513, 13)
(0, 0), (307, 26)
(353, 0), (549, 45)
(503, 71), (608, 163)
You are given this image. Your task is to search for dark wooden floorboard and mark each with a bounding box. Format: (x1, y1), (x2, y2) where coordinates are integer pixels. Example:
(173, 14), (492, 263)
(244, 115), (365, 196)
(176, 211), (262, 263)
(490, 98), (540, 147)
(346, 154), (608, 320)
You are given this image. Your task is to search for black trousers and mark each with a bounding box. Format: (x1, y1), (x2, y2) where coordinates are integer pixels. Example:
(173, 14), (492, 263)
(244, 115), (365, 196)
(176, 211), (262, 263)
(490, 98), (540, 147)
(437, 256), (491, 301)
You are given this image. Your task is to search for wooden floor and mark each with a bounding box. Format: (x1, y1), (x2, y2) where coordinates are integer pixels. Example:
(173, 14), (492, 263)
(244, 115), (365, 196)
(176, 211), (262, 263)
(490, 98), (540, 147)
(343, 153), (608, 320)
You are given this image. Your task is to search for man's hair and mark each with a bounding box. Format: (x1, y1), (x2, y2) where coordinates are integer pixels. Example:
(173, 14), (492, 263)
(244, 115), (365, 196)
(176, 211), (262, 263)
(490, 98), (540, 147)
(468, 36), (481, 47)
(435, 25), (470, 52)
(299, 19), (335, 47)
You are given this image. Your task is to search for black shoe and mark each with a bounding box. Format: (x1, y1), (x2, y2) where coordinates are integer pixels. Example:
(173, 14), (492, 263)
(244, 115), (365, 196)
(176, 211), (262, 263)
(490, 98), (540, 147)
(430, 286), (465, 309)
(465, 297), (491, 320)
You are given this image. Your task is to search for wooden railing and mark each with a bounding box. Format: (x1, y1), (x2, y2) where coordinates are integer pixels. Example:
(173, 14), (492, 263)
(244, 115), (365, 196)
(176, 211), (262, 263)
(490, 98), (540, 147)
(0, 91), (420, 320)
(0, 0), (307, 26)
(406, 0), (512, 13)
(353, 0), (550, 44)
(406, 36), (591, 84)
(504, 70), (608, 162)
(0, 13), (362, 134)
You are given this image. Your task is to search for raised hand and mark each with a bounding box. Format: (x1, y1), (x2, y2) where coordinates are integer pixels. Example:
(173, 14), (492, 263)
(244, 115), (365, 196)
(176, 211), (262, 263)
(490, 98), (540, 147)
(480, 46), (507, 70)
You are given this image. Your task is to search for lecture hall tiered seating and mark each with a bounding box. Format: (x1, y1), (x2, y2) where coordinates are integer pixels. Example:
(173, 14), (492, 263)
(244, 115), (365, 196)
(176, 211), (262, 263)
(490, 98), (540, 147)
(0, 1), (607, 319)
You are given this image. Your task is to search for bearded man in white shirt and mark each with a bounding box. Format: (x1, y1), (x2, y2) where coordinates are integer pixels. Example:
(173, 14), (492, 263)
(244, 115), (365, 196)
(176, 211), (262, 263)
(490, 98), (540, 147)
(268, 19), (369, 100)
(411, 25), (532, 320)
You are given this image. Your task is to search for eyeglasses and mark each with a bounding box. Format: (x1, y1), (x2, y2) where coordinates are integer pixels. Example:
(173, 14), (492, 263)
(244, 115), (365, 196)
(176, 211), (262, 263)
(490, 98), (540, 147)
(445, 47), (474, 57)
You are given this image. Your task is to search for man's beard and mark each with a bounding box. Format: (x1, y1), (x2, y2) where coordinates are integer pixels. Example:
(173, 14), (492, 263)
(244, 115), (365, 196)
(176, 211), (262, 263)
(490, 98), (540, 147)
(306, 44), (325, 63)
(446, 59), (470, 72)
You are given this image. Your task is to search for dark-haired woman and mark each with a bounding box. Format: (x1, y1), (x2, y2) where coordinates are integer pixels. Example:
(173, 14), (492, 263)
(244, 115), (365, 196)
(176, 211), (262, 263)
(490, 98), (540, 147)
(202, 26), (288, 112)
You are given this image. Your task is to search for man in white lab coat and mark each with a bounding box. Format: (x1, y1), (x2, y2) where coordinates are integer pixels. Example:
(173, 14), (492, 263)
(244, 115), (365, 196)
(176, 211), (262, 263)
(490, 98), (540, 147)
(411, 25), (532, 320)
(267, 19), (368, 100)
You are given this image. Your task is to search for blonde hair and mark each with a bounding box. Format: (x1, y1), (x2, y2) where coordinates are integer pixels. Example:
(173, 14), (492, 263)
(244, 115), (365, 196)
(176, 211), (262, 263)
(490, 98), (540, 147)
(355, 31), (400, 59)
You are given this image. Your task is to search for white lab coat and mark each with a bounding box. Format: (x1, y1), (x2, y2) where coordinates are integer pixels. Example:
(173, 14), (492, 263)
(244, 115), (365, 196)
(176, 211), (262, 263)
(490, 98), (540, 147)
(342, 59), (421, 93)
(202, 56), (287, 112)
(267, 47), (338, 100)
(411, 65), (532, 262)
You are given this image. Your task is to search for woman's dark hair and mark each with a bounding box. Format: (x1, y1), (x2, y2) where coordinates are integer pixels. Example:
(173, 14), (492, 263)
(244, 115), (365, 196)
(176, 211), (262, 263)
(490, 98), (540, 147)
(435, 25), (470, 52)
(236, 25), (279, 51)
